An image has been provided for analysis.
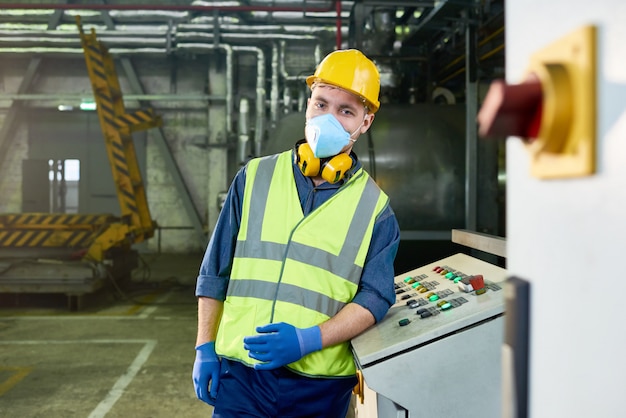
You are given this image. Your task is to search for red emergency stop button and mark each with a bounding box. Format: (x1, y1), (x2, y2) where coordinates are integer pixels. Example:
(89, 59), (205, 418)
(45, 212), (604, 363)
(477, 77), (543, 139)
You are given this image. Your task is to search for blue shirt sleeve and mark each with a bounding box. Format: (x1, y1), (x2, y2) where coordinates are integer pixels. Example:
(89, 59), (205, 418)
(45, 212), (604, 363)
(351, 204), (400, 323)
(195, 152), (400, 323)
(194, 165), (246, 300)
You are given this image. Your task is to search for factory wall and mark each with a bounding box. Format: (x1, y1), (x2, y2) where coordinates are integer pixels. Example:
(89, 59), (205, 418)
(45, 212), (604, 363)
(0, 54), (237, 253)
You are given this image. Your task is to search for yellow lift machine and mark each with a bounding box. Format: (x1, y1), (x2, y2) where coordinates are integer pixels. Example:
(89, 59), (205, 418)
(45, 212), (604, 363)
(0, 18), (161, 309)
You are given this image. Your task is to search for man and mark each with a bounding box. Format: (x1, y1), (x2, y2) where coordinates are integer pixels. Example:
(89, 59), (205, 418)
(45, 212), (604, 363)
(193, 49), (400, 417)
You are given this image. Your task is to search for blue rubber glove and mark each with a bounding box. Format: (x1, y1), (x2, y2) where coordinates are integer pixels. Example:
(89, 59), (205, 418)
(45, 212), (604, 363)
(192, 341), (220, 405)
(243, 322), (322, 370)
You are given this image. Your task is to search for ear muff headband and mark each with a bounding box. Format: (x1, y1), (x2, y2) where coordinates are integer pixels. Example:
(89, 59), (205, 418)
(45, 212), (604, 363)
(296, 142), (353, 184)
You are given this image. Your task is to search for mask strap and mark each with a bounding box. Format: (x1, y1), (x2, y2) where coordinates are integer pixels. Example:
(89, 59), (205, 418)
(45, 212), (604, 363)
(349, 114), (368, 140)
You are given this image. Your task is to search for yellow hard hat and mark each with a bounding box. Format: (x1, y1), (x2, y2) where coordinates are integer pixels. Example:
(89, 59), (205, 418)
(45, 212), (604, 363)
(306, 49), (381, 113)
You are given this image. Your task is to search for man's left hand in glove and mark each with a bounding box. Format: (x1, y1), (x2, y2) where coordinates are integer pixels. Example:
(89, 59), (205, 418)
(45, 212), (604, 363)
(243, 322), (322, 370)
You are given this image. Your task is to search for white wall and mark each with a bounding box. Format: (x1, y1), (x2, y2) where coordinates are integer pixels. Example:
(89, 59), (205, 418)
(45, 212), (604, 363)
(505, 1), (626, 416)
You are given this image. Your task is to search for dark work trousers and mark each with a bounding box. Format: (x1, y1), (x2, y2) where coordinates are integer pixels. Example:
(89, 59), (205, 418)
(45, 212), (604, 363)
(212, 359), (357, 418)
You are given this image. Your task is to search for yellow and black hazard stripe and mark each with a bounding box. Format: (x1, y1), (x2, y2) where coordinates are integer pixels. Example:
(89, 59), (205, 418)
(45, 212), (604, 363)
(0, 213), (114, 227)
(115, 109), (162, 132)
(75, 16), (156, 242)
(0, 213), (117, 249)
(0, 228), (98, 249)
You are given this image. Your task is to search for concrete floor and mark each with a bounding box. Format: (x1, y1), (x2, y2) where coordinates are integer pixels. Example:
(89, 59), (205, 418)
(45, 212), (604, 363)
(0, 253), (213, 418)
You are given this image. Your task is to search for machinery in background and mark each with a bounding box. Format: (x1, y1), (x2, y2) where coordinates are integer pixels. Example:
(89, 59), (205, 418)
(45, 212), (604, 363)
(352, 252), (507, 417)
(0, 17), (161, 309)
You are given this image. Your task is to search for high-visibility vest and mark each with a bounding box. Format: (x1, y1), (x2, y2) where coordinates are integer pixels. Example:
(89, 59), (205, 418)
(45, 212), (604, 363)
(215, 150), (389, 377)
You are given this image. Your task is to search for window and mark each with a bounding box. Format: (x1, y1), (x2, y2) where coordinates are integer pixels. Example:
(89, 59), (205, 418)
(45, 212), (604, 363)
(48, 159), (80, 213)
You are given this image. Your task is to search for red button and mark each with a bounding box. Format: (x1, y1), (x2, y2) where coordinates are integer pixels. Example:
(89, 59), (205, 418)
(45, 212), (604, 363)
(477, 77), (543, 139)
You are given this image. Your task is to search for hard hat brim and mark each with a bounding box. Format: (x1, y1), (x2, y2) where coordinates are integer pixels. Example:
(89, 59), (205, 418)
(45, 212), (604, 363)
(306, 76), (380, 113)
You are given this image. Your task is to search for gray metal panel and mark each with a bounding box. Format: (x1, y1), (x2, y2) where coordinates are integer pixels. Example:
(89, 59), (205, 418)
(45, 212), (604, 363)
(352, 253), (506, 365)
(363, 317), (504, 418)
(352, 253), (507, 417)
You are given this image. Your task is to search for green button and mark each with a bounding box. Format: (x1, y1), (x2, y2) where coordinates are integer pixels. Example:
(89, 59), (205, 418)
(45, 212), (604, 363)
(453, 277), (462, 283)
(440, 302), (452, 310)
(411, 282), (421, 288)
(445, 272), (455, 279)
(404, 277), (413, 283)
(428, 294), (440, 302)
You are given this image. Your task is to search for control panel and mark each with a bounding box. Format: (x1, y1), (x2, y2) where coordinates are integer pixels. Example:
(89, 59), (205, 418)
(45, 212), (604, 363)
(352, 253), (507, 418)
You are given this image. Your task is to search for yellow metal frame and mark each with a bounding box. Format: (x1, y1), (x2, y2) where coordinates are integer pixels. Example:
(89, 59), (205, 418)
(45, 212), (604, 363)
(75, 16), (161, 260)
(525, 25), (597, 179)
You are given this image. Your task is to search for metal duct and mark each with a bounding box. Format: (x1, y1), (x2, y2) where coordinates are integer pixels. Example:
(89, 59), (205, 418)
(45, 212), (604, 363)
(179, 23), (340, 35)
(270, 43), (280, 127)
(189, 16), (241, 25)
(176, 31), (319, 43)
(232, 45), (266, 157)
(107, 10), (189, 22)
(180, 23), (285, 33)
(0, 47), (167, 56)
(237, 97), (250, 163)
(0, 29), (322, 50)
(0, 1), (340, 13)
(0, 36), (167, 48)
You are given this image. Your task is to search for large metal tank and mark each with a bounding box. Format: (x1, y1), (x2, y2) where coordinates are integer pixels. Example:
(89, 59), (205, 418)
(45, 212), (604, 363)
(263, 103), (467, 239)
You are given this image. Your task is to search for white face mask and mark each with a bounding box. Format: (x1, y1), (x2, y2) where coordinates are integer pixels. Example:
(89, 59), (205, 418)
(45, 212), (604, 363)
(304, 114), (362, 158)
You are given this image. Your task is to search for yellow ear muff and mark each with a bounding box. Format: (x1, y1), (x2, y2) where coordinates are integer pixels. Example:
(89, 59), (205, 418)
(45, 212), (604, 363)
(296, 142), (321, 176)
(296, 140), (354, 183)
(321, 153), (353, 184)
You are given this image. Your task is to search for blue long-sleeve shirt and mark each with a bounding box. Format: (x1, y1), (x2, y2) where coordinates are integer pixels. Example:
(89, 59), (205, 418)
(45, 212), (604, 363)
(195, 149), (400, 323)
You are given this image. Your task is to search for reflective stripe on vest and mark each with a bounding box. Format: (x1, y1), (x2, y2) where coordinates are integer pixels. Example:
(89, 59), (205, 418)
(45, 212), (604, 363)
(215, 150), (389, 377)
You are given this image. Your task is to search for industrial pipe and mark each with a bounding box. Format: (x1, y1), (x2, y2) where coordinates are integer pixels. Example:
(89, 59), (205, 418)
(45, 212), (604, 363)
(0, 1), (344, 59)
(232, 45), (266, 157)
(0, 2), (339, 13)
(336, 0), (342, 49)
(238, 97), (250, 163)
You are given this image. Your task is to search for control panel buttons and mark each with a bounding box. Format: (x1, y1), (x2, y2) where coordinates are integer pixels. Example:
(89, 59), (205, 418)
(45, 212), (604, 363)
(394, 260), (502, 319)
(428, 293), (440, 302)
